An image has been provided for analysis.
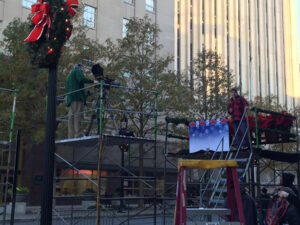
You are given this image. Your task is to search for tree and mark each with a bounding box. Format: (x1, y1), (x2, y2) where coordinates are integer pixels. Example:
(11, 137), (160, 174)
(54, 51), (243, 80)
(0, 18), (102, 145)
(93, 16), (192, 138)
(0, 18), (104, 214)
(191, 48), (235, 119)
(0, 19), (48, 145)
(96, 16), (191, 206)
(252, 95), (284, 112)
(98, 16), (191, 135)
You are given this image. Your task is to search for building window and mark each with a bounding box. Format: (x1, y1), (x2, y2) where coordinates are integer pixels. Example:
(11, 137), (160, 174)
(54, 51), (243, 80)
(122, 18), (129, 37)
(124, 0), (134, 4)
(22, 0), (35, 8)
(84, 5), (96, 29)
(146, 0), (155, 12)
(145, 30), (154, 46)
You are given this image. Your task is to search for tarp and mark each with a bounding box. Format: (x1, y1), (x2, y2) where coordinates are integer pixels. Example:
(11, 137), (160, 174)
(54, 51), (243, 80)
(259, 150), (300, 163)
(189, 118), (230, 153)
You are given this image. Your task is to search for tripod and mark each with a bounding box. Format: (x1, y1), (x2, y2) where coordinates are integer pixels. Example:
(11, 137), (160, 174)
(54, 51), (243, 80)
(85, 84), (119, 136)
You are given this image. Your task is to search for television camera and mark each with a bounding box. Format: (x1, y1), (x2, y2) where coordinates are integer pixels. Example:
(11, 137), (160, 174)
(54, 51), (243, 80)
(85, 64), (119, 136)
(91, 64), (118, 89)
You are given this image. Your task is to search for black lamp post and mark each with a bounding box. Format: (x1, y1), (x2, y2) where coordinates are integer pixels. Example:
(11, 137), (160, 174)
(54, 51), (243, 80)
(120, 115), (128, 130)
(41, 63), (57, 225)
(119, 115), (128, 212)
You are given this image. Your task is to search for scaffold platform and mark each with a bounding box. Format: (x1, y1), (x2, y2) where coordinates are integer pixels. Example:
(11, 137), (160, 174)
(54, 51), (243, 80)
(55, 134), (155, 147)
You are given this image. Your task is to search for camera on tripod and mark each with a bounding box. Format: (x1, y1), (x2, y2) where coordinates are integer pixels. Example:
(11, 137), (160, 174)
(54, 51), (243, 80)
(91, 64), (116, 89)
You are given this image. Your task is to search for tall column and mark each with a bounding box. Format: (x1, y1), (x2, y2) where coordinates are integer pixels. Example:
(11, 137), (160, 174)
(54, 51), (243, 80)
(40, 63), (57, 225)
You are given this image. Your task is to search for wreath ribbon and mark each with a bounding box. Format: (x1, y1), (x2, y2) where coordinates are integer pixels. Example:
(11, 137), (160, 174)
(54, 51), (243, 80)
(25, 0), (78, 42)
(25, 0), (51, 42)
(66, 0), (78, 39)
(67, 0), (78, 17)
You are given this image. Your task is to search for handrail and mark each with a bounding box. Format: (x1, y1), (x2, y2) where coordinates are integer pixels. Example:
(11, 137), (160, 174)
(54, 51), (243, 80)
(252, 107), (298, 148)
(0, 87), (17, 93)
(207, 108), (254, 207)
(57, 82), (157, 98)
(57, 83), (99, 98)
(212, 130), (253, 207)
(251, 107), (297, 119)
(211, 118), (250, 206)
(199, 137), (225, 206)
(258, 127), (297, 136)
(165, 117), (190, 126)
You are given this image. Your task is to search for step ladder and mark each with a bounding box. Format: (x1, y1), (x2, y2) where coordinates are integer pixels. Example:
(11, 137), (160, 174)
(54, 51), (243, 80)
(175, 160), (246, 225)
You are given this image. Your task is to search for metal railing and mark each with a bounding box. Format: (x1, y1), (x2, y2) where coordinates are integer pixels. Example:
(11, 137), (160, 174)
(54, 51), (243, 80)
(54, 81), (159, 225)
(207, 109), (254, 207)
(0, 88), (18, 225)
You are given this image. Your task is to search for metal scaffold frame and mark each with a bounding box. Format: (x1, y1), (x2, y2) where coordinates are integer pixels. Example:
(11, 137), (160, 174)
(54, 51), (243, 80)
(53, 81), (159, 225)
(249, 107), (300, 208)
(0, 87), (18, 224)
(163, 110), (254, 224)
(162, 107), (300, 224)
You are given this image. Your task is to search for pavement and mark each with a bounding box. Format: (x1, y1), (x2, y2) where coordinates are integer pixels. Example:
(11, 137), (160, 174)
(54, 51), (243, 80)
(0, 204), (174, 224)
(1, 204), (230, 225)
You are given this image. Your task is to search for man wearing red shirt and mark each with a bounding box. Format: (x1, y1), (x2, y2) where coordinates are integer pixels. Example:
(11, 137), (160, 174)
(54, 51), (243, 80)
(228, 88), (249, 147)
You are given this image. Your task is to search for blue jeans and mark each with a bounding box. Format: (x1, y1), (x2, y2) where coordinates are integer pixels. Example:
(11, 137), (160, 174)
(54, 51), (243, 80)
(232, 120), (249, 147)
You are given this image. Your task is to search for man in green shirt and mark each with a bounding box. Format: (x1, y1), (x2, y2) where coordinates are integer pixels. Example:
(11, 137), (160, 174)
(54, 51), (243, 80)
(66, 64), (98, 138)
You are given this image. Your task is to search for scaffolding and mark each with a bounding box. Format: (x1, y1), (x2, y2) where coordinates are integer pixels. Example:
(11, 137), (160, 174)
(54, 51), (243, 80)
(0, 87), (18, 224)
(162, 108), (299, 224)
(249, 108), (299, 206)
(52, 80), (159, 224)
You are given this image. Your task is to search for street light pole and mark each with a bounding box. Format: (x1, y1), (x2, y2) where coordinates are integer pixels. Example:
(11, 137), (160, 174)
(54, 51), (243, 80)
(40, 63), (57, 225)
(120, 149), (125, 212)
(119, 115), (128, 213)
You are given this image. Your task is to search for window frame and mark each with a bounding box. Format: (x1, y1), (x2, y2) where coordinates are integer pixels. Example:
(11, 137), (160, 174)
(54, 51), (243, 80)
(124, 0), (134, 5)
(83, 5), (96, 29)
(145, 0), (155, 12)
(122, 18), (129, 38)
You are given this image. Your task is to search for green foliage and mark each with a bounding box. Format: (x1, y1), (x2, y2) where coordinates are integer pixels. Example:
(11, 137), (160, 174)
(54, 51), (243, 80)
(97, 16), (191, 137)
(0, 17), (102, 145)
(8, 186), (30, 195)
(0, 18), (48, 144)
(252, 95), (284, 112)
(27, 0), (73, 68)
(191, 48), (235, 119)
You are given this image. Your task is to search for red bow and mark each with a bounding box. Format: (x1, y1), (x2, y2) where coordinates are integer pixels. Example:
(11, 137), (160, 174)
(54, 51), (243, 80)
(25, 0), (51, 42)
(66, 0), (78, 39)
(67, 0), (78, 17)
